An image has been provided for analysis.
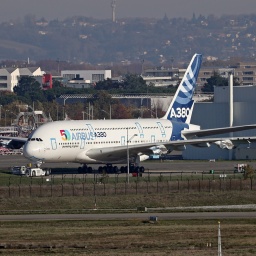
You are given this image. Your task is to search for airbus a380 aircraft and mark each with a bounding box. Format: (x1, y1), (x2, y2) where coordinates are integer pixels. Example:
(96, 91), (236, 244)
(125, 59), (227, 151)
(22, 54), (256, 173)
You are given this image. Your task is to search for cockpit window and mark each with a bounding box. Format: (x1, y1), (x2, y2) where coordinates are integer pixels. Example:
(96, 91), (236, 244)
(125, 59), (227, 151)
(28, 138), (43, 142)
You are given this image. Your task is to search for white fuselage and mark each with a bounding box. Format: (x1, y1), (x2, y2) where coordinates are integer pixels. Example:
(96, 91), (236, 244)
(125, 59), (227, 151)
(23, 118), (197, 164)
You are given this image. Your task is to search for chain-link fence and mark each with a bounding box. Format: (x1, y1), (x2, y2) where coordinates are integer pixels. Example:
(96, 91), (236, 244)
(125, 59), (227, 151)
(0, 172), (254, 198)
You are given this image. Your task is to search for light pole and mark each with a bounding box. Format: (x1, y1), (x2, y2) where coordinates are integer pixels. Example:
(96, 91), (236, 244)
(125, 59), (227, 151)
(4, 110), (9, 126)
(218, 221), (222, 256)
(127, 128), (137, 184)
(101, 105), (112, 119)
(0, 105), (2, 124)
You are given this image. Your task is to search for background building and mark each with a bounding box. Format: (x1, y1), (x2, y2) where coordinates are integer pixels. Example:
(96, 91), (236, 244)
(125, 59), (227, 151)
(61, 70), (111, 87)
(0, 67), (44, 91)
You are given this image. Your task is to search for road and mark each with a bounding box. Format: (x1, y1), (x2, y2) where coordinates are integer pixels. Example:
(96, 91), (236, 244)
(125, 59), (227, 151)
(0, 211), (256, 221)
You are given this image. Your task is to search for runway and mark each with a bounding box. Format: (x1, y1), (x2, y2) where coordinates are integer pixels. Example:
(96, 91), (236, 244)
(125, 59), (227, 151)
(1, 154), (255, 172)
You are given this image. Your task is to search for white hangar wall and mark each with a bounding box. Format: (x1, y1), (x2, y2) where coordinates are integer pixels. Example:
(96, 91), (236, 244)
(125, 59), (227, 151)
(183, 86), (256, 160)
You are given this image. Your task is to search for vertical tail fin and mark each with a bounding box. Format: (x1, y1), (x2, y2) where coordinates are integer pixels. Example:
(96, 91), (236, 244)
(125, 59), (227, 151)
(162, 53), (202, 123)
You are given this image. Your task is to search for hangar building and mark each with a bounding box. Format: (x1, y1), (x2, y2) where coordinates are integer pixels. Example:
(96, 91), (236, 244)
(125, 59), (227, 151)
(183, 85), (256, 160)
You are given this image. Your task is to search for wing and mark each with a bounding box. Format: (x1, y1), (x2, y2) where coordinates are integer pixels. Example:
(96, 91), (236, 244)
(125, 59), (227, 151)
(0, 136), (27, 149)
(85, 136), (256, 163)
(182, 124), (256, 138)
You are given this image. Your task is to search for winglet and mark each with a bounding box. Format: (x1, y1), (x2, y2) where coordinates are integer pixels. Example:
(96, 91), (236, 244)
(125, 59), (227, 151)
(162, 53), (202, 123)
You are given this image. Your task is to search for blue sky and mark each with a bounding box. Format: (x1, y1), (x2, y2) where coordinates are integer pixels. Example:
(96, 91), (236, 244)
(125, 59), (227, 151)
(1, 0), (256, 22)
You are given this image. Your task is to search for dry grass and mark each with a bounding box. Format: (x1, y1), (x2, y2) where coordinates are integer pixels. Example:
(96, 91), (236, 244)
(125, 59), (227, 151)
(1, 191), (256, 213)
(1, 219), (256, 255)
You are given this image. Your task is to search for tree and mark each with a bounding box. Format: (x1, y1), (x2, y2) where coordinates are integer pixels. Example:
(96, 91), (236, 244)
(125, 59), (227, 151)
(122, 74), (147, 93)
(92, 91), (114, 119)
(14, 76), (45, 104)
(244, 164), (255, 180)
(201, 71), (240, 93)
(94, 78), (120, 91)
(111, 103), (132, 119)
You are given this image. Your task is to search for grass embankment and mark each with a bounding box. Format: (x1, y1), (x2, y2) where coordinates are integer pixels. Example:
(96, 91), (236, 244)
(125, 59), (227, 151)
(1, 219), (256, 255)
(0, 191), (256, 214)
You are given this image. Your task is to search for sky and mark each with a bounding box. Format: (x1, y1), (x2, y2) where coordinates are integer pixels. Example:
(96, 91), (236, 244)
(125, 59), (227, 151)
(0, 0), (256, 22)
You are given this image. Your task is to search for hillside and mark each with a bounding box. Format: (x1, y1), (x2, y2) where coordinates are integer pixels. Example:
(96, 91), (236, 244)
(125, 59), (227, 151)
(0, 14), (256, 65)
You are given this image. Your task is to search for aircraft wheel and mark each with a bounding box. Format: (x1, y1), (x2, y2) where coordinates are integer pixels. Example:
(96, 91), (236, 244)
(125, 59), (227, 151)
(98, 166), (103, 173)
(113, 166), (119, 173)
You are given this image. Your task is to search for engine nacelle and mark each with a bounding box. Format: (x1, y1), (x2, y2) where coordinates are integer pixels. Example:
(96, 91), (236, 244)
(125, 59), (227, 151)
(214, 140), (235, 150)
(139, 154), (150, 162)
(193, 142), (211, 148)
(150, 145), (168, 155)
(167, 145), (186, 152)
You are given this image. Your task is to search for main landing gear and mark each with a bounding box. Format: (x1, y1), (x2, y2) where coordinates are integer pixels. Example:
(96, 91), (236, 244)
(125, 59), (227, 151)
(77, 164), (145, 174)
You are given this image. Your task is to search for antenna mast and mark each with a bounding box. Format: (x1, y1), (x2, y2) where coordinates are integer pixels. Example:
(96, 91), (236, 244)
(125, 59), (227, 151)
(111, 0), (116, 22)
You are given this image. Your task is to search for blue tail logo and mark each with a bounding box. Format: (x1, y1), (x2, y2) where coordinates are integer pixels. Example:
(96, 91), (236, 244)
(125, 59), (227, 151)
(163, 54), (202, 123)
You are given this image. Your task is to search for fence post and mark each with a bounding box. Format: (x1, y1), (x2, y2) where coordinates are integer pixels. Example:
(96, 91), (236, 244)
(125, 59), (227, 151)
(251, 177), (253, 191)
(198, 179), (201, 192)
(188, 179), (190, 193)
(18, 185), (20, 197)
(177, 180), (179, 192)
(209, 179), (211, 193)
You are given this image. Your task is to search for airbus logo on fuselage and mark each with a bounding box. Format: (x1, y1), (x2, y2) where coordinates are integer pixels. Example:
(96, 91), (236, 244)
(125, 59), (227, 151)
(60, 130), (107, 141)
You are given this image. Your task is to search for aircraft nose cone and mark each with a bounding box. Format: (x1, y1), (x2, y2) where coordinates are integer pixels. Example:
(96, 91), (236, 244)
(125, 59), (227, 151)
(23, 142), (32, 159)
(23, 142), (40, 160)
